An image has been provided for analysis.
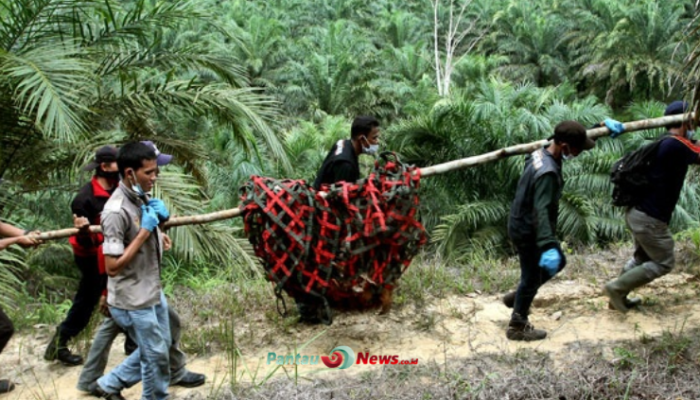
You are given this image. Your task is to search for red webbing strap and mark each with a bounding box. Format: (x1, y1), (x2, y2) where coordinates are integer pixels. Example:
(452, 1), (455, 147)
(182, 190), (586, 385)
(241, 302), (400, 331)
(240, 152), (427, 316)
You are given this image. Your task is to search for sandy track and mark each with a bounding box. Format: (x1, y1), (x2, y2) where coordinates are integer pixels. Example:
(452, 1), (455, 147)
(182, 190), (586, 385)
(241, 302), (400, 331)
(1, 273), (698, 399)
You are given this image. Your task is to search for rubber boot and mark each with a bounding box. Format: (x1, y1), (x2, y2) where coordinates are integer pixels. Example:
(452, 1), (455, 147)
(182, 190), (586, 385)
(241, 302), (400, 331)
(124, 332), (137, 356)
(0, 379), (15, 394)
(604, 267), (654, 313)
(503, 291), (516, 308)
(296, 300), (322, 325)
(506, 313), (546, 341)
(44, 327), (84, 366)
(608, 259), (642, 309)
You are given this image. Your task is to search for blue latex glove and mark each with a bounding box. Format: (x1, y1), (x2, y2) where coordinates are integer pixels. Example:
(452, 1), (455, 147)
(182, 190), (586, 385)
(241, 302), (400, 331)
(148, 198), (170, 222)
(604, 118), (625, 138)
(539, 248), (561, 277)
(140, 205), (160, 232)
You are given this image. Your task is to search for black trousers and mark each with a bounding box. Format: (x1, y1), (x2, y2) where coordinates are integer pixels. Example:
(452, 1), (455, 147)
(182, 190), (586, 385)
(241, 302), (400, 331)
(59, 254), (106, 339)
(513, 243), (565, 318)
(0, 306), (14, 354)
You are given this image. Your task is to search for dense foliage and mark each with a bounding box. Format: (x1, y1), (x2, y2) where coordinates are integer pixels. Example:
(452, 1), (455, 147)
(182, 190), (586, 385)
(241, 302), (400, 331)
(1, 0), (699, 304)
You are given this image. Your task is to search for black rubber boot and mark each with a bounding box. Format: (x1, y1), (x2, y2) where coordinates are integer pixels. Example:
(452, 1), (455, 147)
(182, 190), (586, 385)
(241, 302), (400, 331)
(44, 328), (84, 366)
(502, 291), (516, 308)
(124, 333), (137, 356)
(506, 313), (546, 341)
(0, 379), (15, 394)
(296, 301), (322, 325)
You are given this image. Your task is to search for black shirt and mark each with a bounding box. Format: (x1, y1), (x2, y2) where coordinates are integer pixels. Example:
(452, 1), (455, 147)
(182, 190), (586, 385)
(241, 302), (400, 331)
(312, 139), (360, 190)
(638, 135), (700, 223)
(69, 177), (115, 255)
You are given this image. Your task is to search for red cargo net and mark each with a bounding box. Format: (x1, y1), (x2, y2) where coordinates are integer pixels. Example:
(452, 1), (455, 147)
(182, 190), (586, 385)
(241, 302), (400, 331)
(240, 153), (427, 324)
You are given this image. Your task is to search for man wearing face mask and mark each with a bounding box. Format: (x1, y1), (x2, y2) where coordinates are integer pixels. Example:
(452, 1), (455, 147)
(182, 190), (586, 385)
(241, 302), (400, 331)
(45, 146), (120, 366)
(78, 140), (206, 396)
(312, 115), (381, 191)
(299, 115), (380, 324)
(605, 100), (700, 312)
(91, 142), (170, 400)
(506, 121), (595, 341)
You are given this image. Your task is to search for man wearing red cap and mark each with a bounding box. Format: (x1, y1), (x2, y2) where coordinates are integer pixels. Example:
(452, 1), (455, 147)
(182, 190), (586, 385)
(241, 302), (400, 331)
(605, 100), (700, 312)
(45, 146), (120, 366)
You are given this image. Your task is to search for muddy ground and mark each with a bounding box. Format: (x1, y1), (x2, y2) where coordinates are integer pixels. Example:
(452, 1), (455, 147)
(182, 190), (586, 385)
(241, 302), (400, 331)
(2, 258), (700, 400)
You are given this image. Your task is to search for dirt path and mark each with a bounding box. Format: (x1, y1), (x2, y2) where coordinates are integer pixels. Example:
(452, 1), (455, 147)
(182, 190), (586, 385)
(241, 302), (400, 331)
(1, 273), (698, 399)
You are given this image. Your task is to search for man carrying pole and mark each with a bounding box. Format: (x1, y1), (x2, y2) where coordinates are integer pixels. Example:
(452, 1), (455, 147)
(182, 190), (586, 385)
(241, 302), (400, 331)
(91, 142), (171, 400)
(297, 115), (381, 324)
(605, 101), (700, 312)
(505, 121), (597, 341)
(45, 146), (120, 366)
(0, 221), (41, 394)
(78, 141), (205, 395)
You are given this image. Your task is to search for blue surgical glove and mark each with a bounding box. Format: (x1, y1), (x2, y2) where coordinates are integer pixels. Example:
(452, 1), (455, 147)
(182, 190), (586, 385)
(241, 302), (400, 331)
(148, 198), (170, 222)
(539, 248), (561, 277)
(604, 118), (625, 138)
(140, 205), (160, 232)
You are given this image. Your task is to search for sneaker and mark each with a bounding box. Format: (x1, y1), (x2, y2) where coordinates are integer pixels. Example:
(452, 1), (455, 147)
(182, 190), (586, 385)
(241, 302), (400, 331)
(172, 371), (206, 388)
(506, 313), (547, 341)
(0, 379), (15, 394)
(87, 382), (127, 400)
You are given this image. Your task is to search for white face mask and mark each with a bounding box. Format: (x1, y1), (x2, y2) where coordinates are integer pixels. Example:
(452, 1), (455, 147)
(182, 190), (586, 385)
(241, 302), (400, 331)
(687, 130), (695, 140)
(129, 171), (146, 197)
(361, 136), (379, 155)
(561, 148), (577, 161)
(363, 144), (379, 155)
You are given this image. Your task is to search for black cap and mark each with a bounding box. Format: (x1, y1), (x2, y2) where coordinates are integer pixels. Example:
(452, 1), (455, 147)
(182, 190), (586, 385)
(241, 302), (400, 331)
(548, 121), (595, 151)
(664, 100), (689, 116)
(83, 146), (118, 171)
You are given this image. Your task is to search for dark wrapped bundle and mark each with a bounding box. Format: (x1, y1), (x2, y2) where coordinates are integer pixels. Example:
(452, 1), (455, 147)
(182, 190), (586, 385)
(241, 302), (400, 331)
(239, 153), (426, 324)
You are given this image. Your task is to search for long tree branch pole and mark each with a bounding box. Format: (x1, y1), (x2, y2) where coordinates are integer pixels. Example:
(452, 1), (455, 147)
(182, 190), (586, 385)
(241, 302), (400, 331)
(31, 112), (694, 241)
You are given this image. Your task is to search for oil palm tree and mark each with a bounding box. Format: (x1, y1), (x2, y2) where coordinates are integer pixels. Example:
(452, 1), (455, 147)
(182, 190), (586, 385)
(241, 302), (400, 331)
(386, 79), (610, 260)
(0, 0), (288, 293)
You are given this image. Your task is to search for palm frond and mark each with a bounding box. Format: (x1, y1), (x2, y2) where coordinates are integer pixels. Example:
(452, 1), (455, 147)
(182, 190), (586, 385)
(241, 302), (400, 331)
(2, 44), (94, 140)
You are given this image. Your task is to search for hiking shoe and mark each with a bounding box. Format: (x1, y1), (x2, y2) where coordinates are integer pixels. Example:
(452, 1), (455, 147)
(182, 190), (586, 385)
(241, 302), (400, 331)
(506, 313), (547, 341)
(44, 328), (84, 366)
(0, 379), (15, 394)
(172, 371), (206, 388)
(88, 382), (127, 400)
(502, 291), (516, 308)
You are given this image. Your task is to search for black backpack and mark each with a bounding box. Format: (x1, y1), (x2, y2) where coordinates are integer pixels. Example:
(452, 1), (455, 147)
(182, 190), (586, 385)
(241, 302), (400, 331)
(610, 137), (667, 207)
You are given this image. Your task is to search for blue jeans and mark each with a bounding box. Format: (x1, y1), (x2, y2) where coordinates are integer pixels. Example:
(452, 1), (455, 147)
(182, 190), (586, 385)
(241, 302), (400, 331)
(97, 292), (171, 400)
(77, 307), (187, 392)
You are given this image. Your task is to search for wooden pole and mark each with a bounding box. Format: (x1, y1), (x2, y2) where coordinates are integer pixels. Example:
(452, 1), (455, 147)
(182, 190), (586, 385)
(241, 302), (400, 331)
(420, 112), (693, 177)
(29, 112), (694, 241)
